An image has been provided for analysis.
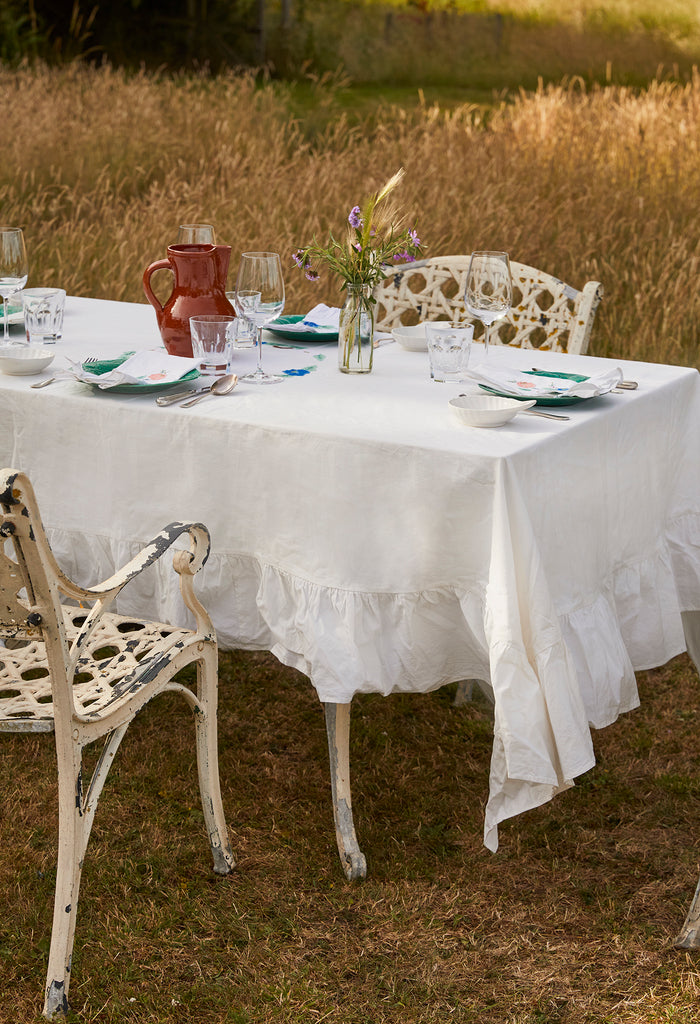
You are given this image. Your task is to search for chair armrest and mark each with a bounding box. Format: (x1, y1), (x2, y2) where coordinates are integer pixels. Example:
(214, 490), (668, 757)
(1, 470), (211, 604)
(51, 522), (211, 603)
(60, 522), (212, 675)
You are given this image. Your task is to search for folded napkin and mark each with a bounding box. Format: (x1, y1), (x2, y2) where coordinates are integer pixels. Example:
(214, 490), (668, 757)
(64, 351), (199, 389)
(464, 365), (623, 399)
(275, 304), (341, 333)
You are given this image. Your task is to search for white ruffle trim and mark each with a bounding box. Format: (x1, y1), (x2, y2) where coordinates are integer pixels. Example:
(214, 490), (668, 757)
(48, 524), (697, 710)
(48, 522), (700, 851)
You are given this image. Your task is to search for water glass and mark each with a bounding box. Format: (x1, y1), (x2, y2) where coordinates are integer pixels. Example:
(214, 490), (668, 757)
(426, 321), (474, 382)
(22, 288), (66, 345)
(226, 292), (255, 348)
(189, 314), (235, 375)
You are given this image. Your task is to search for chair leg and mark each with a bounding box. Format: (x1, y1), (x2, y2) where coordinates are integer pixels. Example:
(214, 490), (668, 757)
(43, 724), (130, 1018)
(453, 678), (495, 707)
(195, 647), (235, 875)
(323, 701), (367, 881)
(675, 874), (700, 948)
(454, 680), (476, 705)
(43, 741), (82, 1018)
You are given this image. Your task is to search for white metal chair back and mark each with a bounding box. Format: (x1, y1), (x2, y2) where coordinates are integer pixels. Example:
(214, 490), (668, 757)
(373, 255), (603, 354)
(0, 469), (234, 1019)
(0, 472), (79, 730)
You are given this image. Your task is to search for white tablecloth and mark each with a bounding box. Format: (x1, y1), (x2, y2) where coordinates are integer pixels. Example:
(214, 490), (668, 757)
(2, 296), (700, 851)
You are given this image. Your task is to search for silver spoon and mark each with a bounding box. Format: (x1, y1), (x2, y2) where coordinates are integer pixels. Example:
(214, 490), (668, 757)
(156, 373), (238, 407)
(180, 373), (238, 407)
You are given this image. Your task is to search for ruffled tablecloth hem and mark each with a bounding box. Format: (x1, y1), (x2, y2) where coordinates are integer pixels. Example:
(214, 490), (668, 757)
(47, 526), (698, 850)
(47, 525), (693, 706)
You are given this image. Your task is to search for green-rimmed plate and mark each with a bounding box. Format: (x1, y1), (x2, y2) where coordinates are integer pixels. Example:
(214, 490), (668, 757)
(1, 303), (24, 326)
(82, 353), (200, 395)
(266, 315), (338, 343)
(479, 369), (592, 407)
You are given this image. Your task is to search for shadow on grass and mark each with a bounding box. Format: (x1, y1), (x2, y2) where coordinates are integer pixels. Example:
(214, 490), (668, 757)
(2, 649), (700, 1021)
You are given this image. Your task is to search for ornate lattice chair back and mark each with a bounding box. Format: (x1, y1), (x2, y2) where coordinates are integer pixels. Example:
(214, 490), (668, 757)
(373, 255), (603, 355)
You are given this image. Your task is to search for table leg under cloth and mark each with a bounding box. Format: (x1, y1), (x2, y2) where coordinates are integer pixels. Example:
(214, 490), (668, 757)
(674, 612), (700, 947)
(323, 611), (700, 906)
(323, 702), (367, 881)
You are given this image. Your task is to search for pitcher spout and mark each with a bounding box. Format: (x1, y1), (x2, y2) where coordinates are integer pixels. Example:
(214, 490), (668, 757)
(212, 245), (231, 287)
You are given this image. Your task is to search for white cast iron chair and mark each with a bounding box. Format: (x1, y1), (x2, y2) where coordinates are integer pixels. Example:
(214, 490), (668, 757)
(0, 469), (235, 1019)
(375, 255), (603, 708)
(373, 254), (603, 355)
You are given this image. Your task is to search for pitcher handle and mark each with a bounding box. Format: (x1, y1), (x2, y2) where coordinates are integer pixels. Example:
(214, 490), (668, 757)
(142, 257), (172, 313)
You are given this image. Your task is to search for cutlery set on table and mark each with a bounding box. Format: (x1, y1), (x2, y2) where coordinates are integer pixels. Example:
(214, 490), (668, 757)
(3, 232), (640, 426)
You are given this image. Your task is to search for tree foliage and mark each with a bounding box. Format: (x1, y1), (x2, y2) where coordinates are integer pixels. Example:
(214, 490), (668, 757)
(2, 0), (261, 68)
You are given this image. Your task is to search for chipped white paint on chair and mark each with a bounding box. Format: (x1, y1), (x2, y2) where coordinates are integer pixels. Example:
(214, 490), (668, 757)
(373, 255), (603, 355)
(374, 256), (603, 713)
(0, 469), (234, 1018)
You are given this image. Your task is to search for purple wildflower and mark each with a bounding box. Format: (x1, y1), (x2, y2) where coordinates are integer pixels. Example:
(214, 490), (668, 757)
(348, 206), (363, 229)
(394, 251), (416, 263)
(292, 249), (307, 268)
(353, 242), (362, 252)
(305, 268), (320, 282)
(408, 228), (420, 246)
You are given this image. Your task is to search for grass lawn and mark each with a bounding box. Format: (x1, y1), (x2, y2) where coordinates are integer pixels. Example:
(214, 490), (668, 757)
(3, 650), (700, 1021)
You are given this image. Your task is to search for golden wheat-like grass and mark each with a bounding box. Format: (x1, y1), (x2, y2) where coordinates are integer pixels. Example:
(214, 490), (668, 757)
(1, 62), (699, 365)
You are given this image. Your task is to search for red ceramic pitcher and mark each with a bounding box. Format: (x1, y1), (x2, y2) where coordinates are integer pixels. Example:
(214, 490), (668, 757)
(142, 243), (236, 357)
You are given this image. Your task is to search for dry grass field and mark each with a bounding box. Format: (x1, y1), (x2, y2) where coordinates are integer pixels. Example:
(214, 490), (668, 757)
(2, 54), (700, 1023)
(2, 62), (699, 366)
(3, 651), (700, 1023)
(303, 0), (700, 90)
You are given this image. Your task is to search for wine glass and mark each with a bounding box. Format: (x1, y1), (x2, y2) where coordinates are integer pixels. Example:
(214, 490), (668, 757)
(0, 228), (28, 344)
(233, 252), (285, 384)
(464, 250), (512, 358)
(177, 223), (216, 244)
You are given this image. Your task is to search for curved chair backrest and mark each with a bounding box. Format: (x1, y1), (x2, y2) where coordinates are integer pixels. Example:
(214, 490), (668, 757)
(373, 255), (603, 355)
(0, 471), (72, 729)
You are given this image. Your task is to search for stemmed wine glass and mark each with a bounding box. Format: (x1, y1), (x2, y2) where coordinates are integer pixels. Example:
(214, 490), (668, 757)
(233, 252), (285, 384)
(464, 251), (512, 358)
(177, 224), (216, 244)
(0, 227), (28, 344)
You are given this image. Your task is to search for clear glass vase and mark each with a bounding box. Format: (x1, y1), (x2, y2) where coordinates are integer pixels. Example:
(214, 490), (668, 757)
(338, 283), (374, 374)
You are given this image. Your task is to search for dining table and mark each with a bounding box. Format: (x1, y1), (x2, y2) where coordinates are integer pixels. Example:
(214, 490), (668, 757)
(2, 295), (700, 895)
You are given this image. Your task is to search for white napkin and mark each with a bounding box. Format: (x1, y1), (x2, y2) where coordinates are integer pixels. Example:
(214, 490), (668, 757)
(64, 351), (199, 389)
(464, 365), (623, 399)
(276, 304), (341, 333)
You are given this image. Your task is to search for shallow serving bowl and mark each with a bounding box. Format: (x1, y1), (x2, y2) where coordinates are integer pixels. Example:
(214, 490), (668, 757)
(391, 322), (443, 352)
(449, 394), (536, 428)
(0, 346), (55, 376)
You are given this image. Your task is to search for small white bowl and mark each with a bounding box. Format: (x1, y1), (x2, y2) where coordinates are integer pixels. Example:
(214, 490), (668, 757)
(391, 322), (444, 352)
(0, 346), (55, 376)
(449, 394), (536, 428)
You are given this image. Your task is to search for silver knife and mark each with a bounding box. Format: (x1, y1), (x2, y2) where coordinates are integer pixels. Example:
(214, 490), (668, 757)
(523, 409), (570, 421)
(156, 387), (206, 407)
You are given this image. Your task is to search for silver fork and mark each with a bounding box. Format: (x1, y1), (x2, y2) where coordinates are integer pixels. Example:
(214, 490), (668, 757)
(31, 355), (101, 389)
